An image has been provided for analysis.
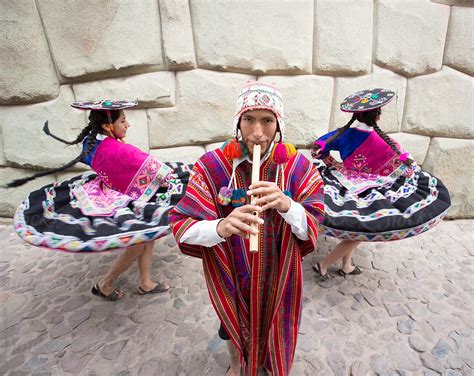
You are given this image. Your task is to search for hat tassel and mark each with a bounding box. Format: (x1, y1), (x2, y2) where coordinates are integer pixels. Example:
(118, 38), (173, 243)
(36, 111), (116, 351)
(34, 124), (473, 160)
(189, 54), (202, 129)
(271, 141), (296, 164)
(222, 139), (247, 160)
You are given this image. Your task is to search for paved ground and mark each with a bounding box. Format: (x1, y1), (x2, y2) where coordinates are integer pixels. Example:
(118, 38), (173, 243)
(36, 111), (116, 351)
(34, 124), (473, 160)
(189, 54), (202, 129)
(0, 219), (473, 375)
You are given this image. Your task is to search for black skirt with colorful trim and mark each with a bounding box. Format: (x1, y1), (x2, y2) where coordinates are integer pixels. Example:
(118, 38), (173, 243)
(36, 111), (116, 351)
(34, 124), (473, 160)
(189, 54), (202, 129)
(14, 162), (192, 252)
(317, 164), (451, 241)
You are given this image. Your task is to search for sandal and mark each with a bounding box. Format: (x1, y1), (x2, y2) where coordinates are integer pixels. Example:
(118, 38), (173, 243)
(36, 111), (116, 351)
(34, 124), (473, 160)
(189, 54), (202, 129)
(225, 366), (241, 376)
(91, 283), (124, 301)
(137, 282), (170, 295)
(338, 265), (363, 276)
(312, 262), (331, 280)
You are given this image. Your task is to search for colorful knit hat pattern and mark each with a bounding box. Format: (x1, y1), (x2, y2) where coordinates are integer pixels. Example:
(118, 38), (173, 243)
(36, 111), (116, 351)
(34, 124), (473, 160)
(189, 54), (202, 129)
(233, 81), (285, 136)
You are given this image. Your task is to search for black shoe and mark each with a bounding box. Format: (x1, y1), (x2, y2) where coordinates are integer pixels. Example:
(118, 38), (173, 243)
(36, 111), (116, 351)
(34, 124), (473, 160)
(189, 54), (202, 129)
(91, 283), (124, 301)
(338, 266), (363, 276)
(312, 262), (331, 280)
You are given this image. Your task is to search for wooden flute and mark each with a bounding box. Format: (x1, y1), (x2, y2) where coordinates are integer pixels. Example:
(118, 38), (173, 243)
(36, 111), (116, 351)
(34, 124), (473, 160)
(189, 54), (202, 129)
(249, 144), (261, 253)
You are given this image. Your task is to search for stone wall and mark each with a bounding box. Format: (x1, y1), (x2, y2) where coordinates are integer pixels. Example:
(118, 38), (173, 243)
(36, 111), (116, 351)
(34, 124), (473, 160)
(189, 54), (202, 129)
(0, 0), (472, 217)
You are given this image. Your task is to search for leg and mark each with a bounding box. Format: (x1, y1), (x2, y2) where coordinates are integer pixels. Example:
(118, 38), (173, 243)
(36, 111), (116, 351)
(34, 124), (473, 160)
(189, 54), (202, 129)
(137, 241), (169, 293)
(226, 340), (241, 376)
(315, 240), (361, 275)
(99, 244), (144, 296)
(340, 240), (362, 274)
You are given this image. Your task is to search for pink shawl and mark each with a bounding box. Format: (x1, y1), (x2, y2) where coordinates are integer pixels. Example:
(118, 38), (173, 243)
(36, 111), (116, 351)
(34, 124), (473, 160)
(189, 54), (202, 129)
(72, 137), (172, 216)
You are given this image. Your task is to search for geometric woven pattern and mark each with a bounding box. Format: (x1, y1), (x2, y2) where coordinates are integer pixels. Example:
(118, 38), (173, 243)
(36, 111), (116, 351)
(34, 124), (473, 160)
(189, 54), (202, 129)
(320, 209), (448, 242)
(13, 163), (192, 253)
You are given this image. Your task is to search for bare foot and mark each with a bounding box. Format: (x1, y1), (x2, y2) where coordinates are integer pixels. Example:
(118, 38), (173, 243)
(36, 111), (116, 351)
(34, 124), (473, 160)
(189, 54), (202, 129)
(341, 265), (356, 274)
(99, 281), (121, 297)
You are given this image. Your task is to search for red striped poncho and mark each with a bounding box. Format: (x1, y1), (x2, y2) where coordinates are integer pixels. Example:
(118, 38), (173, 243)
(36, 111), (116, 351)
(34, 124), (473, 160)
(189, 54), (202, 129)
(170, 148), (324, 375)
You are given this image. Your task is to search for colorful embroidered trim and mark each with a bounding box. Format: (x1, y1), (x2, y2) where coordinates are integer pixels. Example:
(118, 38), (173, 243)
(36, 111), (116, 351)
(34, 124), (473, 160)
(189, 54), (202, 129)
(320, 209), (448, 242)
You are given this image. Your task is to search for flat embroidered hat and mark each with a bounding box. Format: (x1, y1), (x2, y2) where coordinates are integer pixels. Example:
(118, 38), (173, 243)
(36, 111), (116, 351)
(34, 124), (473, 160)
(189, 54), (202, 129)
(340, 88), (395, 113)
(71, 100), (138, 111)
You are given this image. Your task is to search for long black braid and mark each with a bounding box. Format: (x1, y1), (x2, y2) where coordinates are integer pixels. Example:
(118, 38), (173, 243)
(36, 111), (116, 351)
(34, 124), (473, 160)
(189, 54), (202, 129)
(5, 110), (120, 188)
(43, 121), (92, 145)
(326, 114), (357, 145)
(312, 114), (357, 157)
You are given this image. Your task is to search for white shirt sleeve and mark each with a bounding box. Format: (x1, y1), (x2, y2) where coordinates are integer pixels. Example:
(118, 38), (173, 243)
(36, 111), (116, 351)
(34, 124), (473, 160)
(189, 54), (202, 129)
(180, 199), (309, 246)
(179, 219), (227, 247)
(278, 199), (309, 241)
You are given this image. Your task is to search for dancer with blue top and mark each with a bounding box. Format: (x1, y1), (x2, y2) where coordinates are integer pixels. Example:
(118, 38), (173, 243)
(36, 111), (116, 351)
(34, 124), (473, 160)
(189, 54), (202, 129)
(311, 88), (451, 279)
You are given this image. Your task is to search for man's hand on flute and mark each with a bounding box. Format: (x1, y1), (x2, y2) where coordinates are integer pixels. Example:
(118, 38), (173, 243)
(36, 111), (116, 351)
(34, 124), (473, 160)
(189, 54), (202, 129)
(216, 205), (264, 239)
(247, 181), (291, 213)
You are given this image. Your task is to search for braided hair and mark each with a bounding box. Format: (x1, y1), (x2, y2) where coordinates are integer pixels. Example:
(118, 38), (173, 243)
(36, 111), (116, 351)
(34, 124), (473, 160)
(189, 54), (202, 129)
(313, 108), (413, 166)
(5, 110), (121, 188)
(312, 114), (357, 157)
(358, 109), (413, 166)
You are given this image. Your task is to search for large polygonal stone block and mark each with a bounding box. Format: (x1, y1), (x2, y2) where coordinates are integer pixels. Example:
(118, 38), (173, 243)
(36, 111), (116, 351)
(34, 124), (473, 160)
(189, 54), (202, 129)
(122, 110), (149, 153)
(190, 0), (313, 74)
(159, 0), (196, 70)
(0, 167), (56, 217)
(331, 66), (407, 133)
(259, 75), (334, 147)
(422, 138), (474, 218)
(73, 72), (175, 109)
(431, 0), (473, 6)
(205, 142), (224, 152)
(387, 133), (431, 165)
(0, 127), (6, 166)
(37, 0), (164, 79)
(150, 146), (205, 165)
(313, 0), (372, 76)
(402, 67), (473, 138)
(375, 0), (450, 77)
(148, 69), (254, 148)
(0, 0), (59, 104)
(444, 6), (474, 76)
(0, 85), (85, 170)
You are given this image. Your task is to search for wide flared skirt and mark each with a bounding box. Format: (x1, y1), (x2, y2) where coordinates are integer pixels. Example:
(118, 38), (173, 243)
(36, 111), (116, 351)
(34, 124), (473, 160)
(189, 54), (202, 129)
(14, 162), (192, 252)
(318, 166), (451, 241)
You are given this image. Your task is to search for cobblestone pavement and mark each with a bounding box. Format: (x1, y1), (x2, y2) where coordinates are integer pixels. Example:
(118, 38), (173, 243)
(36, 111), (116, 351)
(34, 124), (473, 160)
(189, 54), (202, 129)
(0, 219), (473, 375)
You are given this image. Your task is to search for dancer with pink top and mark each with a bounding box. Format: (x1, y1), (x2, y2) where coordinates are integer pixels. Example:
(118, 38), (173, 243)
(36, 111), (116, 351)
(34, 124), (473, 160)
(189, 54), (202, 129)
(7, 100), (191, 300)
(311, 88), (451, 279)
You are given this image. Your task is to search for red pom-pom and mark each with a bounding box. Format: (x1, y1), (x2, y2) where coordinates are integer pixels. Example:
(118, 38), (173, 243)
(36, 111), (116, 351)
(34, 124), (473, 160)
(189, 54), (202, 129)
(222, 139), (243, 159)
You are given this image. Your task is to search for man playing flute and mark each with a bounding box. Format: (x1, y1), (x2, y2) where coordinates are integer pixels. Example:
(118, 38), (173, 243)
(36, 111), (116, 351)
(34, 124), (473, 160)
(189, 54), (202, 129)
(169, 81), (325, 376)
